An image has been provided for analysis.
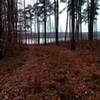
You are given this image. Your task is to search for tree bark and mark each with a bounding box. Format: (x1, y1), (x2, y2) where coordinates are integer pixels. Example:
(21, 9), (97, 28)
(65, 10), (68, 41)
(37, 16), (40, 45)
(88, 0), (94, 40)
(54, 0), (59, 45)
(44, 0), (47, 45)
(71, 0), (75, 50)
(0, 0), (3, 59)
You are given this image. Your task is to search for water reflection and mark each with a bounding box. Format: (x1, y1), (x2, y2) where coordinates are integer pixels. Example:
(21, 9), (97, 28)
(22, 38), (66, 44)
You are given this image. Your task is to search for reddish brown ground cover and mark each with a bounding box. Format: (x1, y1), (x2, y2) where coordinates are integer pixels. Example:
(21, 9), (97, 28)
(0, 40), (100, 100)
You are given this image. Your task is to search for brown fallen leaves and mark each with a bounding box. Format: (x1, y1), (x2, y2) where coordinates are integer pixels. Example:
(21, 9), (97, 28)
(0, 40), (100, 100)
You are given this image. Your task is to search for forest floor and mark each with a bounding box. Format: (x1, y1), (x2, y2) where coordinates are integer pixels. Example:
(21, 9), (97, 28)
(0, 40), (100, 100)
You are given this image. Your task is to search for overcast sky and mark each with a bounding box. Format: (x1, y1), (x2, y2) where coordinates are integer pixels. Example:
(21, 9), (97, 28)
(18, 0), (100, 32)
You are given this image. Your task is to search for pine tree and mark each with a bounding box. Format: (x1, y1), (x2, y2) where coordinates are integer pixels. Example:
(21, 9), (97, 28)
(83, 0), (100, 40)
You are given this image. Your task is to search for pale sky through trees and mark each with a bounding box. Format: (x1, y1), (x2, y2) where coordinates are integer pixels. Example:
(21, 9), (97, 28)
(18, 0), (100, 32)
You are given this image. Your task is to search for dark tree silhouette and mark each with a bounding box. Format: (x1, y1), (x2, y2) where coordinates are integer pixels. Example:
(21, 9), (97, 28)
(0, 0), (3, 59)
(70, 0), (75, 50)
(83, 0), (99, 40)
(54, 0), (59, 45)
(89, 0), (94, 40)
(67, 0), (85, 40)
(0, 0), (17, 58)
(44, 0), (47, 45)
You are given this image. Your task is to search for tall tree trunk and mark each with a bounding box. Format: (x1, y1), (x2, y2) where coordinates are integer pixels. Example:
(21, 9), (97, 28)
(37, 16), (40, 45)
(34, 19), (37, 44)
(15, 0), (18, 43)
(11, 0), (15, 47)
(65, 10), (68, 41)
(79, 6), (82, 39)
(71, 0), (75, 50)
(76, 0), (80, 41)
(87, 0), (89, 39)
(44, 0), (47, 45)
(54, 0), (59, 45)
(88, 0), (94, 40)
(7, 0), (12, 51)
(0, 0), (3, 59)
(49, 16), (51, 43)
(24, 0), (27, 44)
(30, 18), (33, 44)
